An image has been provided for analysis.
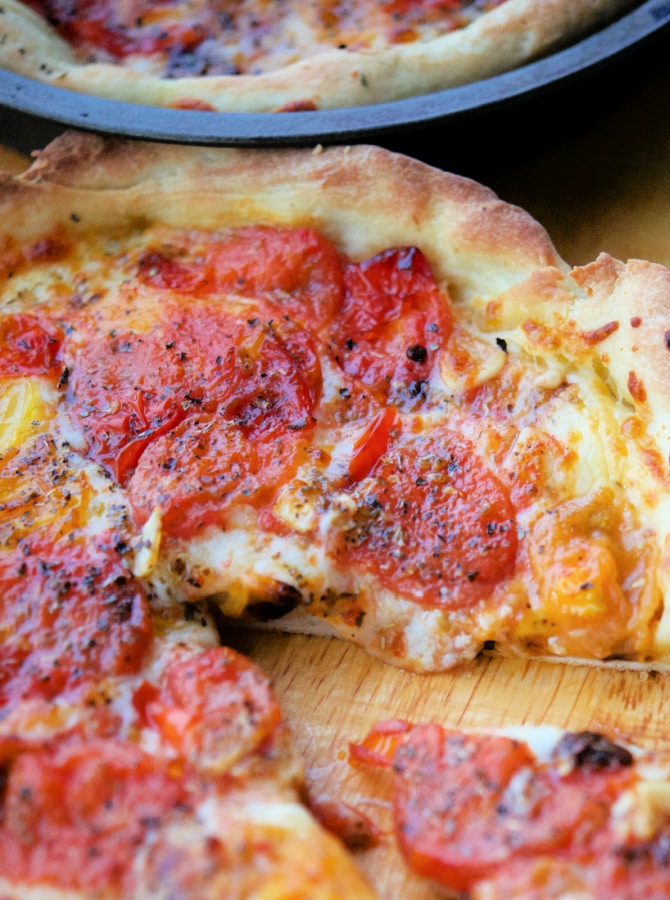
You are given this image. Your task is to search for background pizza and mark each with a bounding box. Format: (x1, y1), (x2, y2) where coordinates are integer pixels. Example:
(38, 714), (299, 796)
(0, 0), (639, 111)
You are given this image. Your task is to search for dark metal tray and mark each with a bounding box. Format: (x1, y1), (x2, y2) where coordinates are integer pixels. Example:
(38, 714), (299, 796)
(0, 0), (669, 160)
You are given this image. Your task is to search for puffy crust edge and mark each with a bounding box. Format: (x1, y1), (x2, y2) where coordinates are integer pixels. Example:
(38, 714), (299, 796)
(10, 132), (566, 297)
(0, 0), (638, 111)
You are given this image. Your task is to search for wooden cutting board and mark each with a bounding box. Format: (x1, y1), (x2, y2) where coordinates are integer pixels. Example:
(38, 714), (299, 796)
(228, 61), (670, 898)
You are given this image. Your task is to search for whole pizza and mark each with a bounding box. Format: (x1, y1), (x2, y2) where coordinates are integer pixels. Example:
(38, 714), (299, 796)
(2, 131), (670, 896)
(0, 0), (639, 111)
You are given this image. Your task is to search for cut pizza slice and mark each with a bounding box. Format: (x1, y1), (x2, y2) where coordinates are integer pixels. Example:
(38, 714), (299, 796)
(2, 132), (670, 675)
(0, 0), (639, 111)
(0, 384), (374, 898)
(0, 642), (377, 898)
(350, 720), (670, 899)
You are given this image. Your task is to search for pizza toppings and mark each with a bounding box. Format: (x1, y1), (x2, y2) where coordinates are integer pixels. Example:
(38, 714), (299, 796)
(141, 646), (284, 771)
(0, 644), (322, 897)
(23, 0), (513, 77)
(0, 734), (193, 892)
(333, 420), (518, 608)
(0, 313), (62, 379)
(0, 200), (661, 669)
(338, 246), (453, 406)
(350, 722), (670, 898)
(0, 527), (152, 708)
(1, 132), (670, 898)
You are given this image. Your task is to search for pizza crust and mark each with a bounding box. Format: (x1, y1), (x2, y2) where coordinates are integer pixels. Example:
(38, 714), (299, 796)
(19, 133), (565, 282)
(0, 0), (639, 111)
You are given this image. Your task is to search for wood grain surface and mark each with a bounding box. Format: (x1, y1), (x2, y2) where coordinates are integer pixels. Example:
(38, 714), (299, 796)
(227, 60), (670, 898)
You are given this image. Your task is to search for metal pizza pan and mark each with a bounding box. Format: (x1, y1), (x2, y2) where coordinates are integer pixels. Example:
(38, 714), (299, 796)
(0, 0), (669, 164)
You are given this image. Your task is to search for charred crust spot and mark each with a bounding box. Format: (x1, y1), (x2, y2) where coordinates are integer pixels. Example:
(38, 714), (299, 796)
(553, 731), (634, 772)
(406, 344), (427, 363)
(244, 582), (302, 621)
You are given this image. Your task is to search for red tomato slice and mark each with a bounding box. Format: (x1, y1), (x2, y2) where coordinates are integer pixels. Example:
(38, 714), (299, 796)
(336, 420), (517, 608)
(65, 292), (322, 535)
(138, 226), (345, 330)
(145, 647), (284, 768)
(0, 526), (152, 711)
(349, 719), (413, 768)
(348, 407), (398, 483)
(355, 724), (643, 896)
(335, 246), (453, 405)
(0, 734), (190, 891)
(0, 313), (63, 379)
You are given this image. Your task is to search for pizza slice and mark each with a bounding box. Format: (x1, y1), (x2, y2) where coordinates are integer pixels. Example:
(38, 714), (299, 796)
(2, 132), (670, 676)
(0, 0), (639, 111)
(0, 379), (374, 898)
(350, 720), (670, 898)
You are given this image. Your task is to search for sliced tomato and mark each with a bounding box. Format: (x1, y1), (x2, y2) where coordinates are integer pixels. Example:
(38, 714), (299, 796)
(354, 724), (642, 895)
(349, 719), (413, 767)
(0, 733), (191, 891)
(348, 406), (398, 483)
(334, 420), (517, 609)
(138, 226), (345, 330)
(0, 313), (63, 379)
(65, 294), (322, 534)
(334, 246), (453, 405)
(0, 525), (152, 712)
(144, 647), (284, 769)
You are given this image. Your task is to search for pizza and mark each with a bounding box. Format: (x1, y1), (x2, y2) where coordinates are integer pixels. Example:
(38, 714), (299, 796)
(2, 131), (670, 679)
(2, 130), (670, 895)
(0, 140), (386, 898)
(0, 0), (639, 111)
(351, 720), (670, 898)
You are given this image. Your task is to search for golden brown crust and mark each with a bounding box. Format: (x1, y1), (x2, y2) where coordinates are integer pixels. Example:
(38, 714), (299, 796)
(18, 133), (565, 287)
(0, 0), (639, 111)
(0, 145), (29, 174)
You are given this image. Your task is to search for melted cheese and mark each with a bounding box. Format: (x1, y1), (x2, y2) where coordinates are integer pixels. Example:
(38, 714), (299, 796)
(21, 0), (506, 76)
(0, 221), (667, 676)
